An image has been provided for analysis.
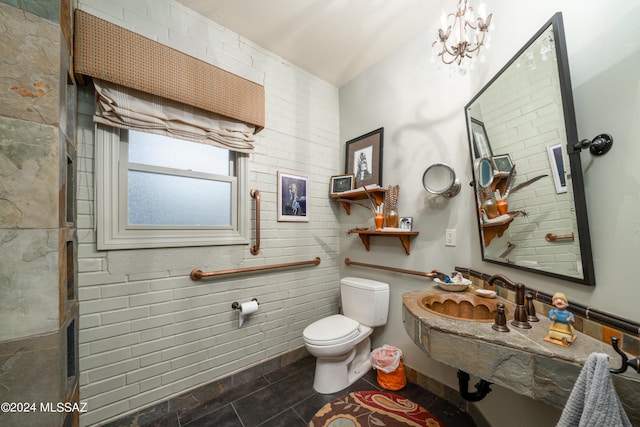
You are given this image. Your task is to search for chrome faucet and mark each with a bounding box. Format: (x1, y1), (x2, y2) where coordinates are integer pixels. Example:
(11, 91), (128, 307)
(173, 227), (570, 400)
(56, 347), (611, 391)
(487, 274), (531, 329)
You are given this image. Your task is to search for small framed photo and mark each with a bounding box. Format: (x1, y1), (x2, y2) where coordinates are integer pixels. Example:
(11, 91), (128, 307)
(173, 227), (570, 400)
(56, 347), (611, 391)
(345, 128), (383, 188)
(399, 217), (413, 231)
(492, 154), (513, 173)
(330, 174), (354, 195)
(547, 144), (567, 194)
(277, 171), (309, 222)
(470, 118), (493, 159)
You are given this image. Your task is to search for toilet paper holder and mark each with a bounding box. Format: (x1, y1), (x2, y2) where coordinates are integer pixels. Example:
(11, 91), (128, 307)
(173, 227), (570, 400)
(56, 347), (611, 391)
(231, 298), (259, 327)
(231, 298), (259, 310)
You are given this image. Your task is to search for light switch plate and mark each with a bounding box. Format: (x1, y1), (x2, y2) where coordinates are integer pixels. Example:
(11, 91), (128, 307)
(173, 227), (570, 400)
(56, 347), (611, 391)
(445, 229), (456, 246)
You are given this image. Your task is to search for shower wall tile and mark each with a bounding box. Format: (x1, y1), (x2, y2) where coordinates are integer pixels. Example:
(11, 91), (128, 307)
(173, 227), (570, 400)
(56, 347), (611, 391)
(0, 229), (60, 340)
(0, 2), (79, 425)
(0, 0), (60, 23)
(0, 116), (59, 229)
(0, 2), (60, 125)
(0, 331), (65, 427)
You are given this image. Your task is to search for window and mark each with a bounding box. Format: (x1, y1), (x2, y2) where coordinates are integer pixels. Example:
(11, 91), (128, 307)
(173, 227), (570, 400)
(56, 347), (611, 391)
(96, 125), (249, 249)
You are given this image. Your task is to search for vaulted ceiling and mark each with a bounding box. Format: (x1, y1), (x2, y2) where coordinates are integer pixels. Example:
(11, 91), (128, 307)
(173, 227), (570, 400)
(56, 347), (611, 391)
(177, 0), (440, 86)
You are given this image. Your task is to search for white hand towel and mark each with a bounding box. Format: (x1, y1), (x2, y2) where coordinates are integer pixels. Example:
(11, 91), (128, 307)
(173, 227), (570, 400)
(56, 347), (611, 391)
(556, 352), (631, 427)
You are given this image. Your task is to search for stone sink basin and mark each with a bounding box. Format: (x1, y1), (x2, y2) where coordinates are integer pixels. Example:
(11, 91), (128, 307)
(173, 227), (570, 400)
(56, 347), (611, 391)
(403, 286), (640, 425)
(418, 293), (509, 322)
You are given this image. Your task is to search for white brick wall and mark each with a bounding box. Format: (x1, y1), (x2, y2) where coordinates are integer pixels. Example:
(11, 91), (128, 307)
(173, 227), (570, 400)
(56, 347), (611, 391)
(477, 48), (579, 275)
(76, 1), (341, 425)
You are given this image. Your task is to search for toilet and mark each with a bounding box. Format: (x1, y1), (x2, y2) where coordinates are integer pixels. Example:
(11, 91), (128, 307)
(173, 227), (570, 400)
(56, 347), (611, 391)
(303, 276), (390, 394)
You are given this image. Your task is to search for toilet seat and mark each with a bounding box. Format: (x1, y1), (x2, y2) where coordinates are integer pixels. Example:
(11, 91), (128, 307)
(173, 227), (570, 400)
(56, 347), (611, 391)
(303, 315), (360, 346)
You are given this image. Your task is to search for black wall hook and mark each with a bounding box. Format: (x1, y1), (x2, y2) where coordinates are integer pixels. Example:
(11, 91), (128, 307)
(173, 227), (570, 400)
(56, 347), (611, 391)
(609, 337), (640, 374)
(574, 133), (613, 156)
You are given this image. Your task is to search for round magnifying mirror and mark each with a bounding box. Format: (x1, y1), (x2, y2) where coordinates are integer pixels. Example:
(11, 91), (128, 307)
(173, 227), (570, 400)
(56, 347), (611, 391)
(422, 163), (460, 197)
(475, 157), (494, 189)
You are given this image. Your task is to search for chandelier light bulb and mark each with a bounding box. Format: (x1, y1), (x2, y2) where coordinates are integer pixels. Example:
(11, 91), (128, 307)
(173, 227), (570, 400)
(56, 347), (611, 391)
(440, 11), (448, 30)
(477, 2), (487, 20)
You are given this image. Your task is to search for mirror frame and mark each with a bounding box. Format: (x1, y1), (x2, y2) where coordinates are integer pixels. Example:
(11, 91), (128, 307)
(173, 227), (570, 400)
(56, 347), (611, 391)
(465, 12), (596, 286)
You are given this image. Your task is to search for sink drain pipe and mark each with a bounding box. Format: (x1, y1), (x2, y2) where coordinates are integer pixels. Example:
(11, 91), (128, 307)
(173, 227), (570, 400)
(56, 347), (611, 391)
(457, 370), (493, 402)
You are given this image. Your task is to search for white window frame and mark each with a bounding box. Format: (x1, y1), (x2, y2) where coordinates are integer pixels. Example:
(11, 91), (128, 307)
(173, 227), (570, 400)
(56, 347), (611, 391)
(95, 124), (249, 250)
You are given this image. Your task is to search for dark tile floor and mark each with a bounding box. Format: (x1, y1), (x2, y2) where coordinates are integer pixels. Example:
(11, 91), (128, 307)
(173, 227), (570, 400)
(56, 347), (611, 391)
(145, 356), (477, 427)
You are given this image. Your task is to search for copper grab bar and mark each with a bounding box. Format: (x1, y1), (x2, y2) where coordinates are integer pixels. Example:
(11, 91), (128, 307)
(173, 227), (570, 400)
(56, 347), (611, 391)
(345, 258), (437, 278)
(499, 242), (516, 258)
(545, 232), (574, 242)
(250, 189), (260, 255)
(191, 257), (321, 281)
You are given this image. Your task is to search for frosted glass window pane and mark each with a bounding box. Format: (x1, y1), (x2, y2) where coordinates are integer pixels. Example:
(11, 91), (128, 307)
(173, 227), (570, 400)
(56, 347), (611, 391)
(128, 171), (231, 226)
(127, 130), (230, 175)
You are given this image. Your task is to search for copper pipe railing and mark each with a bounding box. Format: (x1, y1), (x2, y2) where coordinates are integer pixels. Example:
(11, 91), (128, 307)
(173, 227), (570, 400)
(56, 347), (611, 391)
(191, 257), (321, 281)
(250, 189), (260, 255)
(345, 258), (438, 278)
(545, 232), (574, 242)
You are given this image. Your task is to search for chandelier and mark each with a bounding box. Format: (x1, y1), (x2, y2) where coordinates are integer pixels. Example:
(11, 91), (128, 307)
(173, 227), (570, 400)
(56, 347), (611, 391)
(432, 0), (493, 67)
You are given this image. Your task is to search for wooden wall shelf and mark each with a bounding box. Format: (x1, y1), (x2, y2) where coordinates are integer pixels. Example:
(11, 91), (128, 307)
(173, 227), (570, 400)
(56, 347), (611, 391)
(482, 213), (515, 246)
(348, 229), (419, 255)
(331, 188), (386, 215)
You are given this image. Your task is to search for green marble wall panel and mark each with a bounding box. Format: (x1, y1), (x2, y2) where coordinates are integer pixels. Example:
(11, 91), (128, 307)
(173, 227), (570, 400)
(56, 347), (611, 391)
(0, 2), (60, 126)
(0, 229), (59, 340)
(0, 0), (60, 23)
(0, 116), (59, 229)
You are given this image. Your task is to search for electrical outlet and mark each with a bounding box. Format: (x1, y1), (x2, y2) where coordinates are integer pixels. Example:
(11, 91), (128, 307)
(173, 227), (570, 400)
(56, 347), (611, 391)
(445, 229), (456, 246)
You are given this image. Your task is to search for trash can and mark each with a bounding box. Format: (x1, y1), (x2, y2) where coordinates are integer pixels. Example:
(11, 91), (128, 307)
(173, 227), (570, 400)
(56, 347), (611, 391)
(371, 345), (407, 390)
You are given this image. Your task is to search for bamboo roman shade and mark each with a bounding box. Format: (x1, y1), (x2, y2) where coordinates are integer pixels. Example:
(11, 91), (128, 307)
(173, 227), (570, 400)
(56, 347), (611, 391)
(93, 78), (257, 152)
(73, 9), (265, 140)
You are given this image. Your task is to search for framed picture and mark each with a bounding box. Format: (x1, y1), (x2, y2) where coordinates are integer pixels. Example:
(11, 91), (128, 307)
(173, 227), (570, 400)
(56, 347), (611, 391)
(330, 174), (354, 195)
(400, 217), (413, 231)
(547, 144), (567, 193)
(470, 118), (494, 160)
(492, 154), (513, 173)
(345, 128), (383, 188)
(277, 172), (309, 222)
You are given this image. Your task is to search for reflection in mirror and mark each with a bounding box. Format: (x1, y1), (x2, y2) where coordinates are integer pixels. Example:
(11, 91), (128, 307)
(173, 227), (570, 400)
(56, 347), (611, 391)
(475, 158), (493, 189)
(465, 13), (595, 286)
(422, 163), (460, 197)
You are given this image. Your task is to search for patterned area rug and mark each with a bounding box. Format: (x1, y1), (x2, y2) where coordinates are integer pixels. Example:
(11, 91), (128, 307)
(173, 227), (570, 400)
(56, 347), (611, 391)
(308, 390), (444, 427)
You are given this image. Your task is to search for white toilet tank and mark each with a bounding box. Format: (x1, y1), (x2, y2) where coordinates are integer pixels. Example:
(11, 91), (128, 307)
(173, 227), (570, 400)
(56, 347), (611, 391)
(340, 277), (389, 327)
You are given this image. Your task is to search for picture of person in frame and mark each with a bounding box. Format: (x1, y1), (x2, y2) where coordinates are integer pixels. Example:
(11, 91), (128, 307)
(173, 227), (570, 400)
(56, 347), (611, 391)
(354, 148), (372, 184)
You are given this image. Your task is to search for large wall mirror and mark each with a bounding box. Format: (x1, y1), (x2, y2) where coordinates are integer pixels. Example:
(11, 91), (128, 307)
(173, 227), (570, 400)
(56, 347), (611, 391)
(464, 13), (595, 286)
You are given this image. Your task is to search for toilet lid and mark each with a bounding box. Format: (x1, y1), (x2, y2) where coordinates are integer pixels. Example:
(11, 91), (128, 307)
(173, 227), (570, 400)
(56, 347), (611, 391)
(303, 314), (360, 346)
